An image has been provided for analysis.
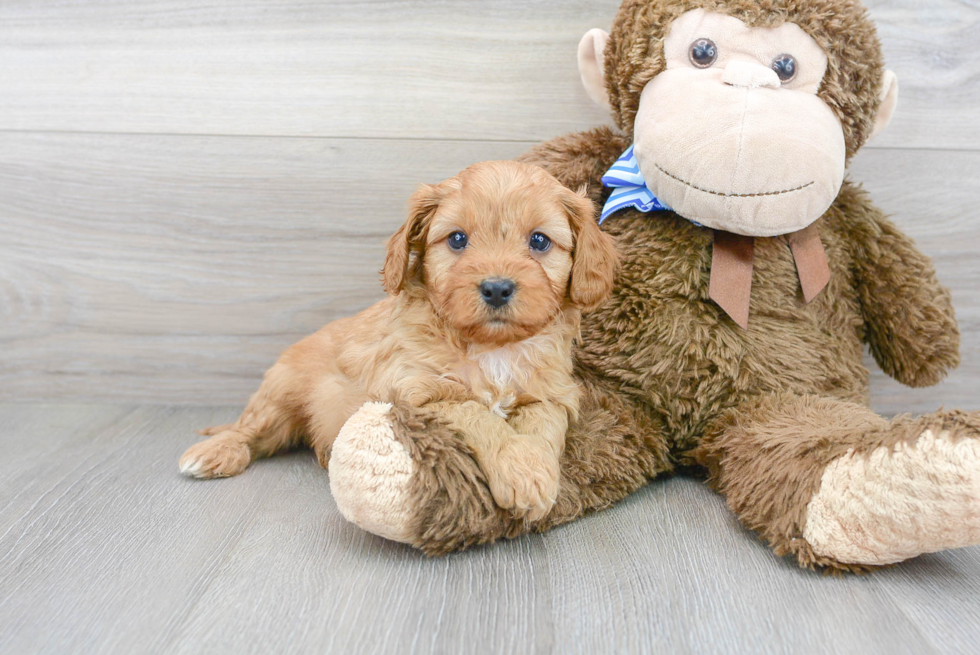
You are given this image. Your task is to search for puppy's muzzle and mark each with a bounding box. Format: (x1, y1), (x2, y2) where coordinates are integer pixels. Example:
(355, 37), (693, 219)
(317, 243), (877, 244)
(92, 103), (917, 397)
(480, 278), (516, 309)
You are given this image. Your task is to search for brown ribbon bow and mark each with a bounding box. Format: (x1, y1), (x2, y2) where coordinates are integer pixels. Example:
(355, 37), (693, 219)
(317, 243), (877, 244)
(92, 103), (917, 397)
(708, 223), (830, 329)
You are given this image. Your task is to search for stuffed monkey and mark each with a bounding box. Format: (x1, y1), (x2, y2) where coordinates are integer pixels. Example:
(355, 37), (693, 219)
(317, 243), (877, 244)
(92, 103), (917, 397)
(328, 0), (980, 572)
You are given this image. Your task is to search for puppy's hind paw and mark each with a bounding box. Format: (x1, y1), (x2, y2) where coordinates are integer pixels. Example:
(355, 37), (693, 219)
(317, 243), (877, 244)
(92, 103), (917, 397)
(179, 437), (251, 479)
(198, 423), (235, 437)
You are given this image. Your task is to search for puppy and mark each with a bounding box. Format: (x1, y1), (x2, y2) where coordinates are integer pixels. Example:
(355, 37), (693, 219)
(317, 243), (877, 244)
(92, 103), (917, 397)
(179, 160), (617, 519)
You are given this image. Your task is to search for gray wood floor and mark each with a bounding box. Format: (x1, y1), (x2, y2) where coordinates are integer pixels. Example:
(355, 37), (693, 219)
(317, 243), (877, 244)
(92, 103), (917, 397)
(1, 403), (979, 655)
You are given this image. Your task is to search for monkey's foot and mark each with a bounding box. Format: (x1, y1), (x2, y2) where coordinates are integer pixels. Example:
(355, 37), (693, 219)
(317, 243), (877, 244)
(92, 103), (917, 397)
(329, 402), (417, 543)
(804, 428), (980, 565)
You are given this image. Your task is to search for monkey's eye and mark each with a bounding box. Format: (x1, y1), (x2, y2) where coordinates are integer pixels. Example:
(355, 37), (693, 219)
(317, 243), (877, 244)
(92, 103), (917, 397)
(771, 54), (797, 82)
(529, 232), (552, 252)
(447, 231), (468, 251)
(689, 38), (718, 69)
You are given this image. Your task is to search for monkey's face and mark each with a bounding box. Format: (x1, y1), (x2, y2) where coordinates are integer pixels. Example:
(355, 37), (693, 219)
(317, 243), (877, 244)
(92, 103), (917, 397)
(633, 9), (844, 236)
(579, 7), (897, 237)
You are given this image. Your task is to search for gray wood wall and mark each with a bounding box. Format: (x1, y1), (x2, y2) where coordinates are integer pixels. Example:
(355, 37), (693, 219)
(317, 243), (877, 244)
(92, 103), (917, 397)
(1, 0), (978, 413)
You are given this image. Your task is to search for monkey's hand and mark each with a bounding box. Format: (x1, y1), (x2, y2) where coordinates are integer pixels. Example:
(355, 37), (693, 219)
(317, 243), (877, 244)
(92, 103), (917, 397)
(847, 191), (960, 387)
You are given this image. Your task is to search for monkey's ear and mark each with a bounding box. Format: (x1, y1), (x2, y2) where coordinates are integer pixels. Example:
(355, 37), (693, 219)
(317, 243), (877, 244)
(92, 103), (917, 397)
(382, 183), (442, 295)
(869, 70), (899, 140)
(562, 187), (618, 312)
(578, 28), (612, 111)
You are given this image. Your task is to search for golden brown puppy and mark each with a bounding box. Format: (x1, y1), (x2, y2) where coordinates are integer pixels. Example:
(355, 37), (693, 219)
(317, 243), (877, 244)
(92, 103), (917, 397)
(179, 160), (618, 519)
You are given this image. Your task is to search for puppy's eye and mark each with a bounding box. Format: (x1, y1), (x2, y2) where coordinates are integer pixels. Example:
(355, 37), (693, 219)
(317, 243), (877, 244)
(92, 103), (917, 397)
(529, 232), (552, 252)
(689, 38), (718, 69)
(447, 231), (468, 251)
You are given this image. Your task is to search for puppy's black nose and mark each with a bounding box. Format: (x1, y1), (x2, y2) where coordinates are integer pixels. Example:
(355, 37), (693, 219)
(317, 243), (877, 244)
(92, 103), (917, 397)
(480, 278), (516, 309)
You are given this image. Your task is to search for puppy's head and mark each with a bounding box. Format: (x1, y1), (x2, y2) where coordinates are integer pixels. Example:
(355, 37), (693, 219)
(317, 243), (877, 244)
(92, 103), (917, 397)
(383, 161), (617, 346)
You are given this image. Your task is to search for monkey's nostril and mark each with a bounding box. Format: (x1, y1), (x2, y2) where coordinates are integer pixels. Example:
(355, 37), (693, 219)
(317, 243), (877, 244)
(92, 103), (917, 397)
(479, 278), (516, 309)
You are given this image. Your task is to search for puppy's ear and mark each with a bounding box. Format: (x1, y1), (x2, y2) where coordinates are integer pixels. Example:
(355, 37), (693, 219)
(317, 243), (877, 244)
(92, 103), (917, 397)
(562, 186), (618, 312)
(382, 183), (443, 295)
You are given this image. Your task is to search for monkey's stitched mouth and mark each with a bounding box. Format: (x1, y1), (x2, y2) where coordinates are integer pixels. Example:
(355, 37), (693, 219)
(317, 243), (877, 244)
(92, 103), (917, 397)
(655, 164), (814, 198)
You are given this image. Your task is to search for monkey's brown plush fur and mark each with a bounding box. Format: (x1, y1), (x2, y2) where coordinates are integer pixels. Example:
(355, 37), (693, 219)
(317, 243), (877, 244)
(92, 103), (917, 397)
(328, 0), (979, 572)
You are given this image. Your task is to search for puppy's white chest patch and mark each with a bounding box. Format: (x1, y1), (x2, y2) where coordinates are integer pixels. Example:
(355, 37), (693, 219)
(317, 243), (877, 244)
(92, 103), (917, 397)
(468, 348), (522, 418)
(463, 334), (554, 417)
(475, 348), (521, 390)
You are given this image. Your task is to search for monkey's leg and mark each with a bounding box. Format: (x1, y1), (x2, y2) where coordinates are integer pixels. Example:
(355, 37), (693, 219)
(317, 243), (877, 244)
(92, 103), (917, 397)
(328, 386), (673, 555)
(695, 394), (980, 572)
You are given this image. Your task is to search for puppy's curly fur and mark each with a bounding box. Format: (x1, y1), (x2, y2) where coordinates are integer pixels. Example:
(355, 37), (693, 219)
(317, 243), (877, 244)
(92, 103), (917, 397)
(179, 160), (617, 519)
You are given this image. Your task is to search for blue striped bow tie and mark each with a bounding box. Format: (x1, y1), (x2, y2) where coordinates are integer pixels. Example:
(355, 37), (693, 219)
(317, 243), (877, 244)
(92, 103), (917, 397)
(600, 145), (671, 223)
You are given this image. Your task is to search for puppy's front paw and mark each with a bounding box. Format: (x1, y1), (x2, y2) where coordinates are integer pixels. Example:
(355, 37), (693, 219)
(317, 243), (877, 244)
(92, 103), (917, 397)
(484, 438), (559, 522)
(179, 436), (251, 479)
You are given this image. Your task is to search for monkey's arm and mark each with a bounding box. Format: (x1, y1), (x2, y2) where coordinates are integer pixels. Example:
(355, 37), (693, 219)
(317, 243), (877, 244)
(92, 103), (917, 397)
(844, 188), (960, 387)
(517, 127), (631, 206)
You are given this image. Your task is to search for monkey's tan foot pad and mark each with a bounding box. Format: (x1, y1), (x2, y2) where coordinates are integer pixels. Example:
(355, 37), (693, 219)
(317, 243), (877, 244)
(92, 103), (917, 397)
(329, 402), (417, 544)
(804, 429), (980, 565)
